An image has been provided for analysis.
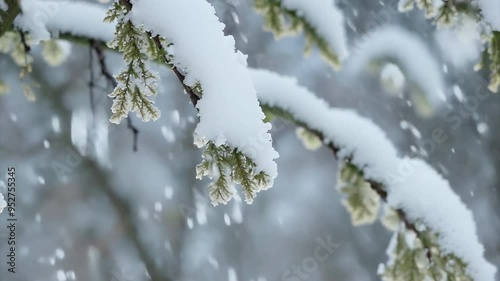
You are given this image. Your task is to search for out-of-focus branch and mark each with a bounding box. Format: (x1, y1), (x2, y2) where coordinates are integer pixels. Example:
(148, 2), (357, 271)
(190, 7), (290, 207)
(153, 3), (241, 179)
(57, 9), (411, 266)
(88, 42), (96, 124)
(0, 0), (21, 37)
(83, 158), (170, 281)
(20, 60), (171, 281)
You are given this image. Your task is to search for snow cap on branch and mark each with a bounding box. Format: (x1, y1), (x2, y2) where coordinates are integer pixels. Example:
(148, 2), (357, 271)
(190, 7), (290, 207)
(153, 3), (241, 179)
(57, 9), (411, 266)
(131, 0), (279, 203)
(281, 0), (349, 61)
(15, 0), (114, 43)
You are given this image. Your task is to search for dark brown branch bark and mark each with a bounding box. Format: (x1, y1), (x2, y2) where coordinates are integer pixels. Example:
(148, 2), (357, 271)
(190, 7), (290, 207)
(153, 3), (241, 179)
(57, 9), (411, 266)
(148, 33), (201, 108)
(0, 0), (21, 37)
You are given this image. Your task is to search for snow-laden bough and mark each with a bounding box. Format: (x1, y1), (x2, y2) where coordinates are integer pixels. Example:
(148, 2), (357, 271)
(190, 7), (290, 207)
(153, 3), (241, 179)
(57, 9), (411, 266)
(347, 25), (447, 115)
(250, 68), (496, 281)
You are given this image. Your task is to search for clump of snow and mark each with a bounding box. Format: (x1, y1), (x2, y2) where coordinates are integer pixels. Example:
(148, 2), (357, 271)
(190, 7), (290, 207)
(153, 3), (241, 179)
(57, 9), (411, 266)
(380, 63), (405, 95)
(250, 68), (496, 281)
(42, 39), (72, 66)
(348, 26), (447, 110)
(282, 0), (349, 61)
(477, 0), (500, 30)
(52, 115), (61, 133)
(228, 267), (238, 281)
(15, 0), (52, 43)
(15, 0), (113, 43)
(131, 0), (278, 183)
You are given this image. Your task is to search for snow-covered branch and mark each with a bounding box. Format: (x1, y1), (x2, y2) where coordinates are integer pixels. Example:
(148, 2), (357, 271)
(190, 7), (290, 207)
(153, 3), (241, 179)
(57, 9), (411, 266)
(255, 0), (348, 68)
(347, 26), (447, 115)
(9, 0), (280, 205)
(399, 0), (499, 31)
(250, 68), (496, 281)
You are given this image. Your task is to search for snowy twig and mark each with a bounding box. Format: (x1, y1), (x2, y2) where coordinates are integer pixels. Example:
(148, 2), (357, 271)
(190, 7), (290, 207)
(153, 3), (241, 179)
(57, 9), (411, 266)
(88, 41), (96, 124)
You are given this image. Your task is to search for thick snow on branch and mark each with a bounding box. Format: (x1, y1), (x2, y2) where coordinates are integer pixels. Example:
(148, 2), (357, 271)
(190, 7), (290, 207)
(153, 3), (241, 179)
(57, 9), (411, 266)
(282, 0), (349, 61)
(347, 26), (447, 110)
(15, 0), (113, 43)
(250, 68), (496, 281)
(131, 0), (278, 181)
(477, 0), (500, 30)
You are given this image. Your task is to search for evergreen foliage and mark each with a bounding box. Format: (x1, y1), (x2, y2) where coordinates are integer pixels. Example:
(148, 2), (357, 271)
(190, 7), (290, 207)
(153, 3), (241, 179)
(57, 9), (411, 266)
(337, 163), (381, 225)
(477, 31), (500, 93)
(398, 0), (500, 93)
(105, 2), (161, 124)
(254, 0), (344, 68)
(196, 142), (271, 205)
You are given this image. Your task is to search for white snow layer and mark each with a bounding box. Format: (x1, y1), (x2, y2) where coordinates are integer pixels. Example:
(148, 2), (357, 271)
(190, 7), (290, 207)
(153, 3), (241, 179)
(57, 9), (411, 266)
(249, 68), (496, 281)
(477, 0), (500, 30)
(282, 0), (349, 61)
(131, 0), (278, 182)
(348, 26), (447, 108)
(15, 0), (114, 43)
(435, 18), (482, 69)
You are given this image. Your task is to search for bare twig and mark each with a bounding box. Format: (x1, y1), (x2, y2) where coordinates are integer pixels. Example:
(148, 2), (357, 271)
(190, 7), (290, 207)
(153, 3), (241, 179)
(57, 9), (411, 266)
(19, 30), (32, 71)
(88, 40), (96, 124)
(126, 116), (139, 152)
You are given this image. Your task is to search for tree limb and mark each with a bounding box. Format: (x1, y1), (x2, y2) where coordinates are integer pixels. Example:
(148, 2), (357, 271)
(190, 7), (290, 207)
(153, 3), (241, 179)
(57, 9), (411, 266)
(262, 104), (434, 262)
